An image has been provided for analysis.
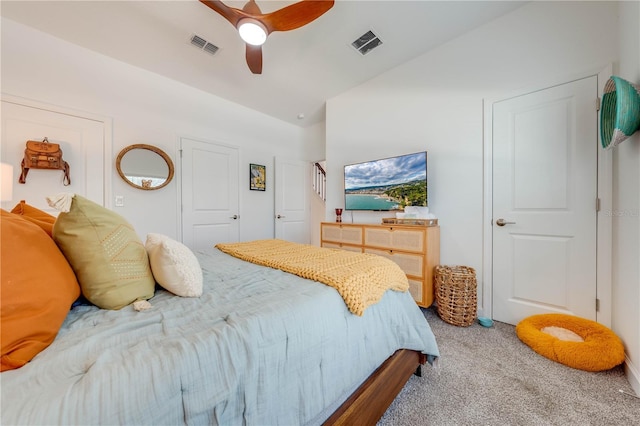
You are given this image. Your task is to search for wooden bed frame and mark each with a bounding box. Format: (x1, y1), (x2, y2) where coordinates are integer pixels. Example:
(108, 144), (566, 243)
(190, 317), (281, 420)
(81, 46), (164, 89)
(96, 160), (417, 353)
(324, 349), (427, 425)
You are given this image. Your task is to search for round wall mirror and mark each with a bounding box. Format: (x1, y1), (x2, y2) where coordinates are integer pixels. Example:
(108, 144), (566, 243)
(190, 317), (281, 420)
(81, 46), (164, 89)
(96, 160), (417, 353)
(116, 144), (174, 190)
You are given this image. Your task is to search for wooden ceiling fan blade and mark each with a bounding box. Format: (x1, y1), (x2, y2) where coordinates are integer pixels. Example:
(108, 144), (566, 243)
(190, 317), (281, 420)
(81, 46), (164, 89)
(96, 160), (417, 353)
(242, 0), (262, 15)
(262, 0), (335, 33)
(246, 44), (263, 74)
(199, 0), (244, 26)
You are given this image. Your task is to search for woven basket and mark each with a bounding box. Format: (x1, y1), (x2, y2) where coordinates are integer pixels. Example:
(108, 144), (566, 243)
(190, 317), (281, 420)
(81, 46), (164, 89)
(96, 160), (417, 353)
(434, 265), (477, 327)
(600, 76), (640, 150)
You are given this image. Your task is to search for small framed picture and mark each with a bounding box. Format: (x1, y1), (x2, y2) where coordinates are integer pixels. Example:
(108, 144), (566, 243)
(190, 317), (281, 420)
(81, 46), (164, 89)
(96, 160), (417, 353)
(250, 163), (266, 191)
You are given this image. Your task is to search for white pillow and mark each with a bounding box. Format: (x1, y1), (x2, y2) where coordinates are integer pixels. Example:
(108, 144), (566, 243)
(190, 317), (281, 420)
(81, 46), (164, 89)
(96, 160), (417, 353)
(145, 233), (203, 297)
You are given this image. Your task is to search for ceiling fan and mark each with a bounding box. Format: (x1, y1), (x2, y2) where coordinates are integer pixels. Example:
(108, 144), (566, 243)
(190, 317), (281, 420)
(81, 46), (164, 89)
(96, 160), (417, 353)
(200, 0), (335, 74)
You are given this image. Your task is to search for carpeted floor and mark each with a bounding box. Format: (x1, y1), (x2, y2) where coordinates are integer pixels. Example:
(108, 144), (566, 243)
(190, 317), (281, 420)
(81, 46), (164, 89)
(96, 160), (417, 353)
(378, 307), (640, 425)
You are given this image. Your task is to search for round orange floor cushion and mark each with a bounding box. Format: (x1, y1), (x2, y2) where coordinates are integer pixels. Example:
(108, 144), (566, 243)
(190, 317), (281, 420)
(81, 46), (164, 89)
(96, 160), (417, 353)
(516, 314), (625, 372)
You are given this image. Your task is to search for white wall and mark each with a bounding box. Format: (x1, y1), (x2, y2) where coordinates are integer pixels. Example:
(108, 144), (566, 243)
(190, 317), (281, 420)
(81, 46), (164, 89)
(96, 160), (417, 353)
(614, 0), (640, 395)
(1, 18), (323, 242)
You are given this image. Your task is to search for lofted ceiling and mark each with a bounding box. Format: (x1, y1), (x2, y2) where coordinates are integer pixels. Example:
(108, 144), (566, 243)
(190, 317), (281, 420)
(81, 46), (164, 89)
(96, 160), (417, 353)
(1, 1), (526, 127)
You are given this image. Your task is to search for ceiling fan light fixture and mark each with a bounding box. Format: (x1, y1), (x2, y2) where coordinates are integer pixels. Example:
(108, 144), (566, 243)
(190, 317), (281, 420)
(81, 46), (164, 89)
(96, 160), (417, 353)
(237, 18), (267, 46)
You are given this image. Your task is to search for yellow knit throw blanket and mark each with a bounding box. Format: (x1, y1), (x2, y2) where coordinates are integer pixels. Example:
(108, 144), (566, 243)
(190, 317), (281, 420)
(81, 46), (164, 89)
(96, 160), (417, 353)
(215, 239), (409, 316)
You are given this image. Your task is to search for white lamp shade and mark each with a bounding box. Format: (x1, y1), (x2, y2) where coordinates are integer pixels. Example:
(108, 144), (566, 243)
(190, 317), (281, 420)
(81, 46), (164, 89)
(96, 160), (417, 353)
(238, 19), (267, 46)
(1, 163), (14, 202)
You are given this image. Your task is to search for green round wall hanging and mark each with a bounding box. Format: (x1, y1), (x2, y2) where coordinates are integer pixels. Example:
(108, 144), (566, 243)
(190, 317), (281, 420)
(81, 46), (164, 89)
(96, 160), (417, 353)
(600, 76), (640, 150)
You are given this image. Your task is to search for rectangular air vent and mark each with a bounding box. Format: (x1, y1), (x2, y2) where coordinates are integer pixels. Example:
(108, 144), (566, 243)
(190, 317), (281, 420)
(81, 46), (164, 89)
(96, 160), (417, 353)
(190, 34), (219, 55)
(351, 30), (382, 56)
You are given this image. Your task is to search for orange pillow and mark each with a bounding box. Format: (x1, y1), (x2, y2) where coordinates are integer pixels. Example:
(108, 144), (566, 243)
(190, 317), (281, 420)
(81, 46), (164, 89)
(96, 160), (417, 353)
(0, 210), (80, 371)
(10, 200), (56, 237)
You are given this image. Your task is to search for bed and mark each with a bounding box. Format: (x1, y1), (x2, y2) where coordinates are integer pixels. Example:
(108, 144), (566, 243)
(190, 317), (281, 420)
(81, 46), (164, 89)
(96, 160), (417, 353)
(1, 197), (439, 425)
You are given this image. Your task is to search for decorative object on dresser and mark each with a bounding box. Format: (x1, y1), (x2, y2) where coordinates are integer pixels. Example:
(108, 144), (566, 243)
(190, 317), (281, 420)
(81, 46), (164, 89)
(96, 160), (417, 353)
(382, 217), (438, 226)
(321, 222), (440, 307)
(335, 208), (343, 222)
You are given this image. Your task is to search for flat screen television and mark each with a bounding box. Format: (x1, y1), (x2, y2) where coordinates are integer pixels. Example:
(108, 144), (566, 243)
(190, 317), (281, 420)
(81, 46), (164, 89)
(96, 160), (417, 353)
(344, 151), (427, 211)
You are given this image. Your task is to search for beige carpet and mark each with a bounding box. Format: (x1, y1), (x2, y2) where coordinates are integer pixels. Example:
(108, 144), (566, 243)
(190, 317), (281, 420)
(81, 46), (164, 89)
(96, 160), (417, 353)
(378, 307), (639, 425)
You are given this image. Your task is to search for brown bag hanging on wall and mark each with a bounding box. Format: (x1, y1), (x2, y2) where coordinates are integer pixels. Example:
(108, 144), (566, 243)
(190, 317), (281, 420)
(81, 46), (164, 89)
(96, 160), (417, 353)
(18, 138), (71, 185)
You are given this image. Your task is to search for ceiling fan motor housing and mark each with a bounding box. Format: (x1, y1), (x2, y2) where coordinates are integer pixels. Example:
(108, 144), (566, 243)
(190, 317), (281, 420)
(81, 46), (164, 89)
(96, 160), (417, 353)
(237, 18), (268, 46)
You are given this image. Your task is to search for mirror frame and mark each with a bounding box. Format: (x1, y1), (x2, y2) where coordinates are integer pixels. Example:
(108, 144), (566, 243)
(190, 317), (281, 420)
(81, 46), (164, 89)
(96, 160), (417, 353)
(116, 144), (174, 191)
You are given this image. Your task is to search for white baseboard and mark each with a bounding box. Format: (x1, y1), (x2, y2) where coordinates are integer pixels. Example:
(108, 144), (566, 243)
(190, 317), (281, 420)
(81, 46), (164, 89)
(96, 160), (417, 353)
(624, 356), (640, 396)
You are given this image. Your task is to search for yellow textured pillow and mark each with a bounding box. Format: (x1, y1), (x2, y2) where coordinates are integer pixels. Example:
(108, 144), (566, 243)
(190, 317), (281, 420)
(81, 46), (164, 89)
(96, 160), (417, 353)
(1, 210), (81, 371)
(10, 200), (56, 237)
(49, 193), (155, 310)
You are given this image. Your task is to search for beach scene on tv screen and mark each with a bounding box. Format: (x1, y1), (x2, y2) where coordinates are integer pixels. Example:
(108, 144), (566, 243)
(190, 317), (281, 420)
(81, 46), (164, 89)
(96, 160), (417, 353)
(344, 152), (427, 211)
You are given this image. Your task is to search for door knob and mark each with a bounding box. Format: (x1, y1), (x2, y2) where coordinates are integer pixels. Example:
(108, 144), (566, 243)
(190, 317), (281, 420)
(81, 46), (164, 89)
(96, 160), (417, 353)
(276, 214), (286, 219)
(230, 214), (239, 220)
(495, 218), (516, 226)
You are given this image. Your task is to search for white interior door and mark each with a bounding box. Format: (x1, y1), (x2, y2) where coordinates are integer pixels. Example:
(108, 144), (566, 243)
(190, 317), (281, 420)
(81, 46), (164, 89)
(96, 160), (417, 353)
(181, 137), (239, 250)
(492, 76), (598, 325)
(1, 100), (105, 211)
(274, 157), (310, 244)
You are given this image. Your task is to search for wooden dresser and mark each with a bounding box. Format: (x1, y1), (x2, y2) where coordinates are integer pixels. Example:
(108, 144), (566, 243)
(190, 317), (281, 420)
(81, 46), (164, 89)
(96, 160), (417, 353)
(320, 222), (440, 307)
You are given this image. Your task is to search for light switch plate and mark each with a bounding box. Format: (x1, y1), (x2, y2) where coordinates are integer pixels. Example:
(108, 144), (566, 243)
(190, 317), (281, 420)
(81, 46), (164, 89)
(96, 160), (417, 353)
(115, 195), (124, 207)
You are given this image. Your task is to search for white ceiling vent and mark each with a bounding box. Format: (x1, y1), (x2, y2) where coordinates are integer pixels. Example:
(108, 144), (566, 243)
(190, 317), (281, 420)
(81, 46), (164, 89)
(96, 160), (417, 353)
(190, 34), (219, 56)
(351, 30), (382, 56)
